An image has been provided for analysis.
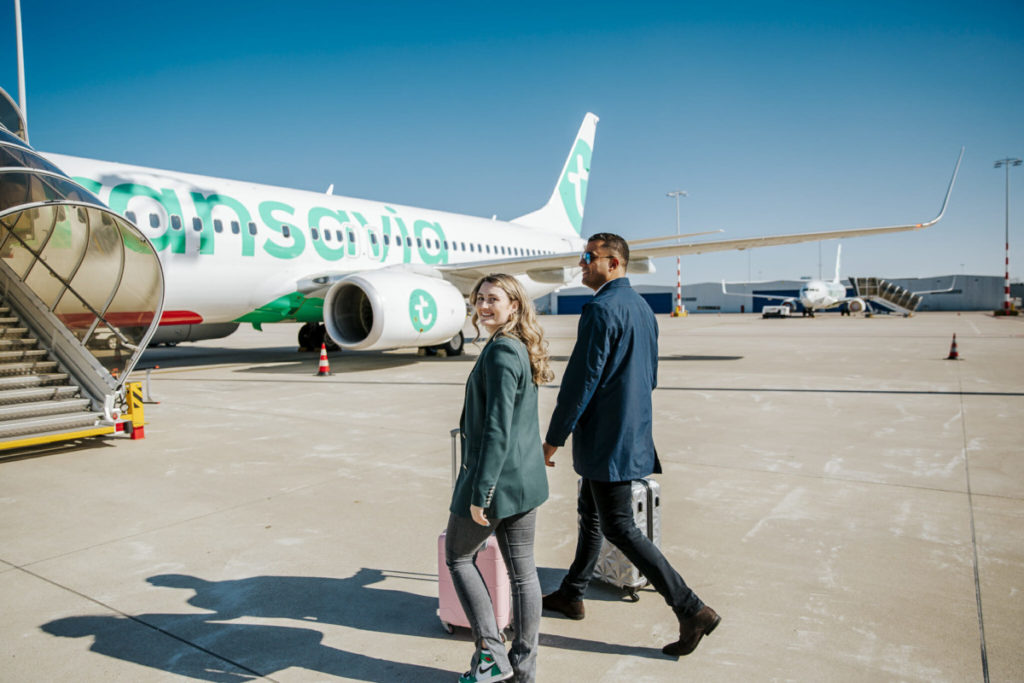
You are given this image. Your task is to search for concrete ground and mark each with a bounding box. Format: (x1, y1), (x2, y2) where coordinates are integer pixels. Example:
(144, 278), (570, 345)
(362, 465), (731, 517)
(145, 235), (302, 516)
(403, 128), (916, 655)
(1, 311), (1021, 682)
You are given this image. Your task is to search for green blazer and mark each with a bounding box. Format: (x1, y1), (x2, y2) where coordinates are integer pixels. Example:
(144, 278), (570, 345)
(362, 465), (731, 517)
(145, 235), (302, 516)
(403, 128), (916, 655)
(450, 334), (548, 520)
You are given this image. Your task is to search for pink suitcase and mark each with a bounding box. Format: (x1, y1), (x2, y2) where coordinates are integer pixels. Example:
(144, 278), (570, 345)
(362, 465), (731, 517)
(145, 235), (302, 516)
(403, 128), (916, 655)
(437, 531), (512, 635)
(438, 428), (513, 636)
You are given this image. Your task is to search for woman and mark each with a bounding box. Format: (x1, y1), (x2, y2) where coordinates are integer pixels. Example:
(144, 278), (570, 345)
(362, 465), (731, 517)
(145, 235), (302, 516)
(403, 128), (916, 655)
(446, 273), (554, 683)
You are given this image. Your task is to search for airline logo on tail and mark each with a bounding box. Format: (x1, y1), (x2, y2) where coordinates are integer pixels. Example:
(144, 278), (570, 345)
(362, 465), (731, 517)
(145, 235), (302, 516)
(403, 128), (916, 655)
(557, 139), (592, 235)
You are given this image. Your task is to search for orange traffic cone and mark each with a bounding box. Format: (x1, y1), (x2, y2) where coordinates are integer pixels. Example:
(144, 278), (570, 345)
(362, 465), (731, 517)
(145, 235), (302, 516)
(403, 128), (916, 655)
(946, 334), (960, 360)
(314, 343), (332, 376)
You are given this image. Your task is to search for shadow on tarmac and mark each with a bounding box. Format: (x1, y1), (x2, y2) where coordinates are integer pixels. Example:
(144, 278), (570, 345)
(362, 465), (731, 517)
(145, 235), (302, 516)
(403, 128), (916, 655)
(42, 612), (452, 681)
(41, 567), (665, 680)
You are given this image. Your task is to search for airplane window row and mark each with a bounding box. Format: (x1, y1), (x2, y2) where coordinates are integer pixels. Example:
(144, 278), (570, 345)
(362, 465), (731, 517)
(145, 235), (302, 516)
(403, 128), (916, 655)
(125, 211), (553, 257)
(127, 211), (261, 237)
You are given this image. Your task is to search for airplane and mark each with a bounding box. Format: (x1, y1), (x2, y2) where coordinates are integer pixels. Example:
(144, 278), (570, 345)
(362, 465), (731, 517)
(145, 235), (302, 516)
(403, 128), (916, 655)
(2, 86), (963, 359)
(721, 244), (957, 316)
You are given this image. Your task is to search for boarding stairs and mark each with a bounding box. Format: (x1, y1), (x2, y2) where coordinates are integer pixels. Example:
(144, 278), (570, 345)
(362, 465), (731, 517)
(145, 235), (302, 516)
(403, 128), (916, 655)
(0, 299), (103, 445)
(849, 277), (922, 316)
(0, 86), (164, 453)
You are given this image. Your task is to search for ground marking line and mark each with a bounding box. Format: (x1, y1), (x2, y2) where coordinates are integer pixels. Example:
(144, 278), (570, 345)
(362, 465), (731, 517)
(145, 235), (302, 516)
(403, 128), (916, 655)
(956, 366), (990, 683)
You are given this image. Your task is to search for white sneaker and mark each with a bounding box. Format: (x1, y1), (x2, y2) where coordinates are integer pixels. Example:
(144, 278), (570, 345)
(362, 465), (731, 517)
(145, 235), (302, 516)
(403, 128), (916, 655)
(458, 649), (513, 683)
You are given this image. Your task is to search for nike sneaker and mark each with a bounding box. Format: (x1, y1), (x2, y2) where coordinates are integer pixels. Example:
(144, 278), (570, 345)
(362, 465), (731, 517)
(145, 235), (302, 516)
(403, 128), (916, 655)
(458, 649), (513, 683)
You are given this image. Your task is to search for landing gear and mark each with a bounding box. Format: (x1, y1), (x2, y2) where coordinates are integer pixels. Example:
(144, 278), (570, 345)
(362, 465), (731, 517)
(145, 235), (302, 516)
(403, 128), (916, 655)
(417, 331), (465, 358)
(298, 322), (338, 352)
(437, 331), (464, 357)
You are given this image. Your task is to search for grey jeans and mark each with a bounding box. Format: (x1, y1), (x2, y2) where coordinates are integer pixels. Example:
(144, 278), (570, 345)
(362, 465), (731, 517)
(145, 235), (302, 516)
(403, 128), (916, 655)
(445, 507), (541, 683)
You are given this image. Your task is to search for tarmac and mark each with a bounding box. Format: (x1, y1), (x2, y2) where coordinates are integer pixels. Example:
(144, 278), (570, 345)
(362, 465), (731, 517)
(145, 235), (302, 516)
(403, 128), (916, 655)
(1, 310), (1021, 682)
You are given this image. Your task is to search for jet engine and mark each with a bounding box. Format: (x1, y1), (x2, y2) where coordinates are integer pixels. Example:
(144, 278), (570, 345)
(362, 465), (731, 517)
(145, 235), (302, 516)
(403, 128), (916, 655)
(847, 298), (867, 313)
(323, 270), (466, 351)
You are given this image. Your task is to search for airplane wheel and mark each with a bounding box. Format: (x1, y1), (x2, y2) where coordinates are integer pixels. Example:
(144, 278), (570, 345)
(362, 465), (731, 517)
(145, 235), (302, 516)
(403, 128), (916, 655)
(297, 322), (320, 351)
(319, 324), (339, 351)
(438, 332), (464, 357)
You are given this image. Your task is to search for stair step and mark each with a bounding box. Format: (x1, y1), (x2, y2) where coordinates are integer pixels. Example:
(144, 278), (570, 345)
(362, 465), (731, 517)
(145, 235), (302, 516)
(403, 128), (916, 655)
(0, 412), (104, 441)
(0, 398), (92, 422)
(0, 385), (80, 405)
(0, 349), (47, 362)
(0, 338), (38, 349)
(0, 327), (28, 337)
(0, 361), (59, 376)
(0, 373), (69, 390)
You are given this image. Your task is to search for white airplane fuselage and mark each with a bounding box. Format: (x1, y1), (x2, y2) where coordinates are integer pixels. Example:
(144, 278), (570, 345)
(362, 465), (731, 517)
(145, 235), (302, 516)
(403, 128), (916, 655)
(46, 153), (583, 330)
(798, 279), (848, 311)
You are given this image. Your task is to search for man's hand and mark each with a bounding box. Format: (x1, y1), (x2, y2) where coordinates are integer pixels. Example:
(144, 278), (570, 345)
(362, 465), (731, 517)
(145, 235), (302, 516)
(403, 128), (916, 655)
(543, 442), (558, 468)
(470, 505), (489, 527)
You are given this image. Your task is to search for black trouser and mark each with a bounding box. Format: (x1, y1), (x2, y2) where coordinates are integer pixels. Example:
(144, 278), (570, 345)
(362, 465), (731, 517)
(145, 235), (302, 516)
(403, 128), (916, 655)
(560, 478), (704, 618)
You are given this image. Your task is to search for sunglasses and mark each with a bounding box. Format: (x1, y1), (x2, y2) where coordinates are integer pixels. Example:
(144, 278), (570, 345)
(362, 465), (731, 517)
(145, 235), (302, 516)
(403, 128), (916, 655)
(580, 251), (615, 265)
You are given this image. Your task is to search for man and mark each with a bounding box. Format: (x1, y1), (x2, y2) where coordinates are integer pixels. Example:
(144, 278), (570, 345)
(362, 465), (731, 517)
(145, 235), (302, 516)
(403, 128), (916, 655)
(541, 232), (720, 657)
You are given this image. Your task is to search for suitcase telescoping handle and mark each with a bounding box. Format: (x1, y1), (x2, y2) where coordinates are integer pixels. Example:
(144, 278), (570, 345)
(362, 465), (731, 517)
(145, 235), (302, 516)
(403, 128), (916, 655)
(450, 428), (461, 491)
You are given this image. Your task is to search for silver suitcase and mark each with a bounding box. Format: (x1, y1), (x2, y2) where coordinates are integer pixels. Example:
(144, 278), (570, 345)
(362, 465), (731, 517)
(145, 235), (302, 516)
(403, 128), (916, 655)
(581, 477), (662, 601)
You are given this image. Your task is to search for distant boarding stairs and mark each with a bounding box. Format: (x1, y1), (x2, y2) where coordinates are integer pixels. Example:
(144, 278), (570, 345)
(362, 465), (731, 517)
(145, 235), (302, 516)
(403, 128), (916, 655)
(0, 87), (164, 451)
(849, 277), (922, 315)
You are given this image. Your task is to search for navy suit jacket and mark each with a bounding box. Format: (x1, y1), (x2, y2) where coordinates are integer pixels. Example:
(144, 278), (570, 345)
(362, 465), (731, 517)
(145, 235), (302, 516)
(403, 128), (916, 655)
(545, 278), (660, 482)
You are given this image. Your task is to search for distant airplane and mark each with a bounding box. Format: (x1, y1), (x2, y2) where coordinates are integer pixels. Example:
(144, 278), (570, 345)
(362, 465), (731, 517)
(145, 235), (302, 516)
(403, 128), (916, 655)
(722, 244), (957, 316)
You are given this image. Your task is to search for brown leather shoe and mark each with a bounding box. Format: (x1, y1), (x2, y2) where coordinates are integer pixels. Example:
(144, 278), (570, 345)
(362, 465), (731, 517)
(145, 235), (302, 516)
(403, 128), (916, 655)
(662, 605), (720, 657)
(542, 590), (585, 620)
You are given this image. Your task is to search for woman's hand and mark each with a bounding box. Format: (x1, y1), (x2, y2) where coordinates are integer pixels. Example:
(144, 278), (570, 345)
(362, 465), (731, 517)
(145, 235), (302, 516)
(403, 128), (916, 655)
(470, 505), (489, 527)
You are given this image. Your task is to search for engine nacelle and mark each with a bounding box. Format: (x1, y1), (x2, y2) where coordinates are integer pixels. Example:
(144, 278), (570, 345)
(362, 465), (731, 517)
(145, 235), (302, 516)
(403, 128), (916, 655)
(323, 270), (466, 351)
(847, 298), (866, 313)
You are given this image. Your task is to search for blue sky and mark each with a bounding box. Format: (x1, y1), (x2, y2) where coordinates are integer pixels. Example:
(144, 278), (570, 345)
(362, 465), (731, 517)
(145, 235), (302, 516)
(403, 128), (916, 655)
(3, 1), (1023, 285)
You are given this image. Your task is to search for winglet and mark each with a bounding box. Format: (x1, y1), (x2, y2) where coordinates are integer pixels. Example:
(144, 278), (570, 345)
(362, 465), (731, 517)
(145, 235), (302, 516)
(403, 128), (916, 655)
(923, 147), (964, 228)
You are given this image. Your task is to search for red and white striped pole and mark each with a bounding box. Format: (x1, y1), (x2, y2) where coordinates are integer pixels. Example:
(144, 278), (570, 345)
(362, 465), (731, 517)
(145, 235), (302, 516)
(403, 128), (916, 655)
(667, 190), (687, 317)
(676, 256), (683, 315)
(995, 157), (1021, 315)
(1006, 237), (1012, 315)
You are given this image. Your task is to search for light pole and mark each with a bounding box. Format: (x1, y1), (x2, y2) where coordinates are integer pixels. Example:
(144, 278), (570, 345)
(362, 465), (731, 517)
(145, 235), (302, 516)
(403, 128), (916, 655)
(666, 190), (687, 316)
(995, 157), (1021, 314)
(15, 0), (28, 142)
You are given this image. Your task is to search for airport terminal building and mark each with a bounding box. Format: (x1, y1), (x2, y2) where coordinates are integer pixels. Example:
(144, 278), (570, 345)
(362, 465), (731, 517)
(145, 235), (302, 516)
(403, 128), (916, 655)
(538, 275), (1008, 315)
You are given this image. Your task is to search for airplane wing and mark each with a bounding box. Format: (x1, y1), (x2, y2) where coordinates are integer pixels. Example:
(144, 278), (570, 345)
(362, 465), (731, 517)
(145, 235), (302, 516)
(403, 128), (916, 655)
(721, 281), (797, 301)
(909, 275), (958, 295)
(439, 147), (963, 290)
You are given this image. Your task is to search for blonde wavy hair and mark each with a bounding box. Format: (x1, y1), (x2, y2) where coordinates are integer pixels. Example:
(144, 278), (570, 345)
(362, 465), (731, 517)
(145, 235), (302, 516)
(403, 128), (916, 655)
(470, 273), (554, 385)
